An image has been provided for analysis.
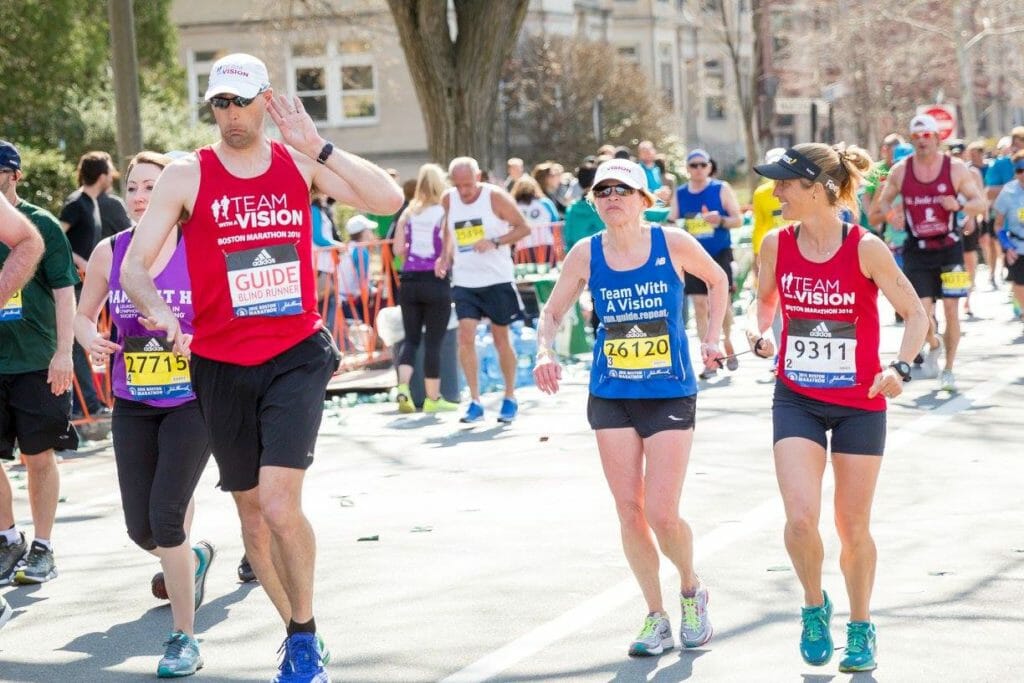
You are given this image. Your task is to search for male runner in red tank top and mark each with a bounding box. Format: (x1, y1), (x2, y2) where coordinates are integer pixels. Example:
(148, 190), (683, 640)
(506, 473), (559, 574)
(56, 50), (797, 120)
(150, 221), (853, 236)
(121, 53), (402, 682)
(871, 114), (985, 393)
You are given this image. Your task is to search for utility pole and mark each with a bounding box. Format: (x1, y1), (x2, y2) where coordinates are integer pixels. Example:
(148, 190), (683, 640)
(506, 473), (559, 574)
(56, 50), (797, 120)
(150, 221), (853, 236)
(108, 0), (143, 176)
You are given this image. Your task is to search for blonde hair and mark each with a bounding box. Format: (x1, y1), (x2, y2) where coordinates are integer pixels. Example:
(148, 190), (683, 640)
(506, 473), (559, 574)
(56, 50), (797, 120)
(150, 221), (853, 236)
(791, 142), (872, 209)
(511, 175), (543, 203)
(410, 163), (446, 213)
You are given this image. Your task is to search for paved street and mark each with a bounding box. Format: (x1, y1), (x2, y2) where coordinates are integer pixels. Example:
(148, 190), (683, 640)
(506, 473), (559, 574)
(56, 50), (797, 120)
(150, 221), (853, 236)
(1, 284), (1022, 682)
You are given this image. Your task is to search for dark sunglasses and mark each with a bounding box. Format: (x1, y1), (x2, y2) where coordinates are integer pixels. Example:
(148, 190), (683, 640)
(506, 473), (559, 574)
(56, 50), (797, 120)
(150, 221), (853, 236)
(688, 162), (709, 169)
(209, 89), (267, 109)
(1015, 167), (1024, 174)
(593, 184), (637, 198)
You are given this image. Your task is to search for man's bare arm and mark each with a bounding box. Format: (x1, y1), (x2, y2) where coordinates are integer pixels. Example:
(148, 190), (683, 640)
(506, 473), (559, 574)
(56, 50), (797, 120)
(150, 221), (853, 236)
(0, 194), (44, 306)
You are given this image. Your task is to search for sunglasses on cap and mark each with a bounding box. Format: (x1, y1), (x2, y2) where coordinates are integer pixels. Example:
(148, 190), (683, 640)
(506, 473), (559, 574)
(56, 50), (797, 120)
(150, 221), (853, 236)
(209, 87), (268, 109)
(911, 131), (936, 140)
(688, 161), (709, 169)
(593, 184), (637, 198)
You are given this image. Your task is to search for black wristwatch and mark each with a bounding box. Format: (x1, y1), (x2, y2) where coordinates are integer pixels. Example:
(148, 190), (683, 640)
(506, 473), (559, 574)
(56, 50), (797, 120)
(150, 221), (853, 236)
(316, 141), (334, 164)
(491, 237), (502, 248)
(889, 360), (912, 382)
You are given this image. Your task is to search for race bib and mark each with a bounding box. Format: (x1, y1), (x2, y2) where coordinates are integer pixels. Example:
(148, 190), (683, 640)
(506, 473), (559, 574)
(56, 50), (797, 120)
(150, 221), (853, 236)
(225, 244), (303, 317)
(454, 219), (485, 252)
(123, 336), (192, 400)
(783, 319), (857, 388)
(603, 319), (673, 378)
(940, 265), (970, 298)
(0, 289), (22, 321)
(683, 215), (714, 238)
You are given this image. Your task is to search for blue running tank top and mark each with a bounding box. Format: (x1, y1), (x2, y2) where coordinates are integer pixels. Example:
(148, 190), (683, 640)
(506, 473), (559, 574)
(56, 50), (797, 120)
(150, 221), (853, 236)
(675, 179), (731, 256)
(588, 226), (697, 399)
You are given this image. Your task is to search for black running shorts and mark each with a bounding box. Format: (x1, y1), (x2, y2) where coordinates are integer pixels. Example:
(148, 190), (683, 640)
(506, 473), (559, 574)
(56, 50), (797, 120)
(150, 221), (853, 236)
(684, 247), (734, 295)
(1008, 256), (1024, 285)
(587, 394), (696, 438)
(190, 329), (341, 492)
(902, 242), (966, 300)
(0, 371), (78, 459)
(772, 381), (886, 456)
(452, 282), (523, 326)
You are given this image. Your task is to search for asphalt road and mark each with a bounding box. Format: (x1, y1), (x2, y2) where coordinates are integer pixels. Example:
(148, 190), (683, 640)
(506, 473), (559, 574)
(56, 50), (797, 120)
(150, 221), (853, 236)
(1, 283), (1022, 682)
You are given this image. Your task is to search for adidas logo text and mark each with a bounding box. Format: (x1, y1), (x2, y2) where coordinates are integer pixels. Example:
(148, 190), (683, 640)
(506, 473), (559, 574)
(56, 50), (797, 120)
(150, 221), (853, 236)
(251, 249), (276, 267)
(808, 322), (831, 338)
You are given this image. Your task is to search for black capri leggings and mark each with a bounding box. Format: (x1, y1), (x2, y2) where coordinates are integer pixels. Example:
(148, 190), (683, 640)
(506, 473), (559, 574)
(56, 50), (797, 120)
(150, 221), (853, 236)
(112, 399), (211, 550)
(398, 272), (452, 378)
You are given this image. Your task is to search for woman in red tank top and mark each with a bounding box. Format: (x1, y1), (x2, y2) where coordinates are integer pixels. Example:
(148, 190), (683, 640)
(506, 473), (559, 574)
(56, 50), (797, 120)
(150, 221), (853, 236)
(747, 143), (928, 673)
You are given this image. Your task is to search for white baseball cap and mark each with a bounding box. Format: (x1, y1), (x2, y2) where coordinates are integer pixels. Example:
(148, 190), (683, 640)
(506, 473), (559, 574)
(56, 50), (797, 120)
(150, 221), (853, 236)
(909, 114), (939, 134)
(204, 53), (270, 101)
(346, 215), (378, 236)
(592, 159), (657, 204)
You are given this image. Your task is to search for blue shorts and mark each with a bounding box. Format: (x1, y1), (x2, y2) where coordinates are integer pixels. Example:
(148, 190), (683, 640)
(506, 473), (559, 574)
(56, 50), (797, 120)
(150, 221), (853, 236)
(772, 381), (886, 456)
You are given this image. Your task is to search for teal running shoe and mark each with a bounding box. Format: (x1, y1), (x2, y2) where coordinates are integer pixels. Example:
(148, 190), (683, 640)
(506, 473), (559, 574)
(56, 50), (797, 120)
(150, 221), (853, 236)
(193, 540), (215, 610)
(799, 590), (833, 665)
(839, 621), (877, 673)
(628, 613), (674, 656)
(157, 631), (203, 678)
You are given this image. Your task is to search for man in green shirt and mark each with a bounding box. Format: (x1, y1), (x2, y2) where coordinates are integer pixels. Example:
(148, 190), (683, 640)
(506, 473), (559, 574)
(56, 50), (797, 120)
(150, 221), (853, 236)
(563, 161), (604, 249)
(0, 140), (80, 588)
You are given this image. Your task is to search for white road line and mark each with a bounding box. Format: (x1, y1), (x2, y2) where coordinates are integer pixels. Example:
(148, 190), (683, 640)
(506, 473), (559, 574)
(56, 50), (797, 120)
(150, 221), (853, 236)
(441, 371), (1019, 683)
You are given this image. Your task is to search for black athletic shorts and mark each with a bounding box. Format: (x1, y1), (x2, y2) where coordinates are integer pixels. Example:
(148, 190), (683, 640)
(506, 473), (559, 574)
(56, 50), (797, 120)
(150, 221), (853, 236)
(772, 381), (886, 456)
(587, 394), (696, 438)
(902, 242), (966, 300)
(962, 227), (979, 253)
(452, 282), (523, 326)
(190, 329), (341, 492)
(0, 370), (78, 459)
(684, 248), (734, 295)
(1008, 256), (1024, 285)
(978, 217), (995, 237)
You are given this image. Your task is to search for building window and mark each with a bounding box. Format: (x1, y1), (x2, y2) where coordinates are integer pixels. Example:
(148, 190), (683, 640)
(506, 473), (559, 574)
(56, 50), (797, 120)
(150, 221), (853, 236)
(188, 49), (232, 125)
(288, 40), (378, 127)
(706, 96), (727, 120)
(617, 44), (639, 63)
(659, 43), (674, 107)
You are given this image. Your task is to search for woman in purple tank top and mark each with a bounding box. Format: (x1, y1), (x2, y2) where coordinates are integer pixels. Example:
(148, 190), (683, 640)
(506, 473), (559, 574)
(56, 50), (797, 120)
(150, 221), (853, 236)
(72, 151), (214, 676)
(390, 163), (458, 414)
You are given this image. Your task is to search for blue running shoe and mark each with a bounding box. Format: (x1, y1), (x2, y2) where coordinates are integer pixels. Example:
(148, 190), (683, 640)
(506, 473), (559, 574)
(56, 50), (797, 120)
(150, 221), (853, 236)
(839, 621), (877, 673)
(497, 397), (518, 423)
(273, 632), (330, 682)
(157, 630), (203, 678)
(799, 590), (833, 666)
(460, 401), (484, 423)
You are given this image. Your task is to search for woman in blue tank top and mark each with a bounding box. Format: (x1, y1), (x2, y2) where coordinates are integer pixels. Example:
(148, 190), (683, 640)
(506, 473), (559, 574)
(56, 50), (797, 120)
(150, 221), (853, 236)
(534, 159), (730, 657)
(669, 148), (744, 378)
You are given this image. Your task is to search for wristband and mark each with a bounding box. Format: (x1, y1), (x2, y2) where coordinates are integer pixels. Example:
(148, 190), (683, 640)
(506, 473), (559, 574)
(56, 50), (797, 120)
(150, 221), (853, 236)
(316, 141), (334, 164)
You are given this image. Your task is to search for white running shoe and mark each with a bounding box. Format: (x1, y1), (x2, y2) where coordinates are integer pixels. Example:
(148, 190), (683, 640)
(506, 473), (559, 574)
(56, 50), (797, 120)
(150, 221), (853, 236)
(940, 369), (957, 392)
(628, 613), (674, 656)
(921, 338), (943, 379)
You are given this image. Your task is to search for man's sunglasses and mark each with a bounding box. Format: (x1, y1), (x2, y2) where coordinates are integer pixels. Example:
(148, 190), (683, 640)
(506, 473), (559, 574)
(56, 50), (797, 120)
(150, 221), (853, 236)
(209, 89), (267, 109)
(593, 184), (637, 198)
(911, 132), (936, 140)
(1015, 167), (1024, 174)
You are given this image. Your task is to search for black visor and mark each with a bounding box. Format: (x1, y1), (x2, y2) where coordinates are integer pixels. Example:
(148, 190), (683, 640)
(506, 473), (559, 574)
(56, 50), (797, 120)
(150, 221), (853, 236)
(754, 148), (822, 181)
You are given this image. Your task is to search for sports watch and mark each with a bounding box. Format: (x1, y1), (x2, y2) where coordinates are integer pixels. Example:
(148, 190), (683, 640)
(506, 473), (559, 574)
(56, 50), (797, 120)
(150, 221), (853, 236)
(888, 360), (912, 382)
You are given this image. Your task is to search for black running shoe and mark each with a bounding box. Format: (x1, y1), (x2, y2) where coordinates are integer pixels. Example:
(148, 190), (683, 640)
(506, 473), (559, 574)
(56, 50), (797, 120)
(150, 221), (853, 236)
(237, 554), (257, 583)
(14, 541), (57, 584)
(0, 532), (27, 586)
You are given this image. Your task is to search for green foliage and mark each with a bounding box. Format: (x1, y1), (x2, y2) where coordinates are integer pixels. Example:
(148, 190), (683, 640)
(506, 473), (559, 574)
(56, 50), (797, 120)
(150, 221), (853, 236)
(0, 0), (186, 152)
(15, 147), (77, 216)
